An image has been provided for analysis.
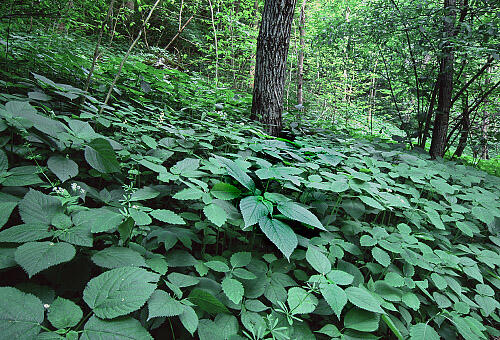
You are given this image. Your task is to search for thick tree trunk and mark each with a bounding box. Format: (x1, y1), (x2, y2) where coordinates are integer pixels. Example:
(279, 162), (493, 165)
(297, 0), (306, 107)
(430, 0), (456, 158)
(251, 0), (298, 136)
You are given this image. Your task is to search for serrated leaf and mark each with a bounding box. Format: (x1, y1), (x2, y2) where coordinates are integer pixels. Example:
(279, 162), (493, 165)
(359, 196), (384, 210)
(239, 196), (269, 229)
(83, 267), (159, 319)
(170, 158), (200, 174)
(204, 260), (230, 272)
(74, 208), (124, 233)
(402, 292), (420, 311)
(277, 201), (325, 230)
(218, 157), (255, 191)
(19, 189), (63, 225)
(425, 208), (445, 230)
(222, 277), (244, 304)
(430, 273), (447, 290)
(173, 187), (204, 200)
(0, 201), (17, 229)
(409, 323), (439, 340)
(47, 297), (83, 329)
(230, 252), (251, 268)
(84, 138), (120, 173)
(129, 187), (160, 201)
(287, 287), (318, 315)
(168, 272), (200, 287)
(372, 247), (391, 267)
(346, 287), (384, 313)
(0, 224), (52, 243)
(211, 182), (241, 200)
(91, 247), (146, 269)
(258, 216), (297, 260)
(188, 289), (229, 314)
(327, 270), (354, 286)
(245, 299), (269, 312)
(344, 308), (380, 332)
(203, 203), (227, 227)
(306, 246), (331, 274)
(320, 283), (347, 318)
(233, 268), (257, 280)
(141, 135), (157, 149)
(0, 287), (44, 338)
(81, 315), (153, 340)
(47, 156), (78, 183)
(15, 241), (76, 278)
(147, 290), (184, 319)
(179, 305), (198, 335)
(150, 209), (185, 225)
(145, 256), (168, 275)
(0, 148), (8, 172)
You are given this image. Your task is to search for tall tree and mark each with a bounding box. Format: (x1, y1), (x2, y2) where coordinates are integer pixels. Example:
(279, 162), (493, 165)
(297, 0), (306, 107)
(251, 0), (298, 136)
(429, 0), (457, 158)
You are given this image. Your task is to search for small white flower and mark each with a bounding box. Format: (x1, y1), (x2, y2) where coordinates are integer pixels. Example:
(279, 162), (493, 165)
(71, 183), (78, 191)
(43, 304), (50, 309)
(80, 188), (85, 194)
(132, 205), (139, 209)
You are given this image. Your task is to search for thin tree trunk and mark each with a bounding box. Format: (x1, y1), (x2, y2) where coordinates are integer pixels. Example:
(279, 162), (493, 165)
(165, 15), (194, 50)
(297, 0), (306, 107)
(251, 0), (298, 136)
(368, 58), (378, 133)
(430, 0), (456, 158)
(453, 94), (469, 157)
(99, 0), (161, 115)
(248, 0), (259, 89)
(480, 66), (492, 159)
(420, 78), (439, 148)
(84, 0), (116, 94)
(208, 0), (219, 87)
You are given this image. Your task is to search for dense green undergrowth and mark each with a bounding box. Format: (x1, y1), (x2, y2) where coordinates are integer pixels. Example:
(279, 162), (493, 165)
(0, 32), (500, 340)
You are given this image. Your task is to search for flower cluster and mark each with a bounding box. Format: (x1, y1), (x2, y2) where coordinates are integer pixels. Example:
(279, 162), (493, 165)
(52, 187), (66, 195)
(71, 183), (85, 195)
(158, 111), (165, 126)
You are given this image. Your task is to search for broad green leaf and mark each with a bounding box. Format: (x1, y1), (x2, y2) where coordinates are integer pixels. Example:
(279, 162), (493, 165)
(222, 277), (244, 304)
(409, 323), (439, 340)
(240, 196), (269, 229)
(84, 138), (120, 173)
(258, 216), (297, 260)
(150, 209), (185, 224)
(0, 148), (8, 172)
(425, 208), (445, 230)
(0, 224), (52, 243)
(320, 283), (347, 318)
(359, 196), (384, 210)
(47, 297), (83, 329)
(147, 290), (184, 319)
(402, 292), (420, 311)
(15, 241), (76, 278)
(139, 159), (168, 173)
(371, 247), (391, 267)
(0, 201), (17, 229)
(167, 272), (200, 287)
(171, 158), (200, 174)
(47, 156), (78, 183)
(230, 252), (251, 268)
(81, 315), (153, 340)
(211, 182), (241, 200)
(0, 287), (44, 338)
(91, 247), (146, 269)
(83, 267), (159, 319)
(0, 247), (16, 270)
(173, 187), (204, 200)
(19, 189), (63, 225)
(233, 268), (257, 280)
(188, 289), (229, 314)
(430, 273), (447, 290)
(74, 207), (124, 233)
(346, 287), (385, 313)
(130, 187), (160, 201)
(306, 246), (331, 274)
(327, 270), (354, 286)
(287, 287), (318, 315)
(471, 206), (494, 225)
(214, 314), (239, 339)
(218, 157), (255, 191)
(277, 201), (325, 230)
(145, 256), (168, 275)
(203, 203), (227, 227)
(204, 260), (230, 272)
(245, 299), (269, 312)
(456, 221), (474, 237)
(179, 305), (198, 335)
(141, 135), (157, 149)
(344, 308), (380, 332)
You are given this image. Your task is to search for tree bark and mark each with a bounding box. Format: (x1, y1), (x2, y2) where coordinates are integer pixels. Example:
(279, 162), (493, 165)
(297, 0), (306, 107)
(429, 0), (456, 158)
(251, 0), (298, 136)
(480, 66), (492, 159)
(453, 94), (469, 158)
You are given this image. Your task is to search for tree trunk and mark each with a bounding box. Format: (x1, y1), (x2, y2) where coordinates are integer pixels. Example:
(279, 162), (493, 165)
(429, 0), (456, 158)
(297, 0), (306, 107)
(420, 78), (439, 148)
(480, 66), (492, 159)
(453, 94), (469, 157)
(251, 0), (298, 136)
